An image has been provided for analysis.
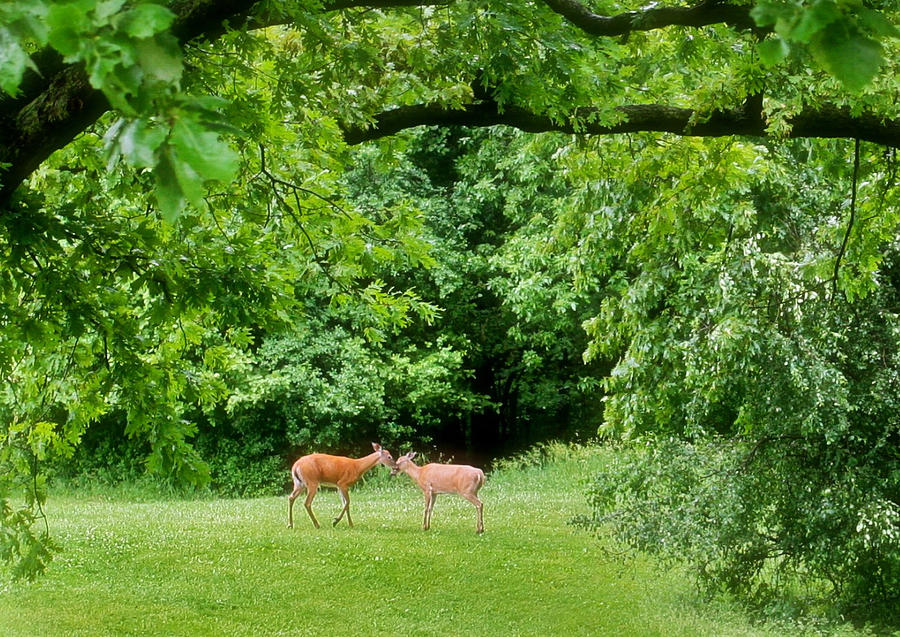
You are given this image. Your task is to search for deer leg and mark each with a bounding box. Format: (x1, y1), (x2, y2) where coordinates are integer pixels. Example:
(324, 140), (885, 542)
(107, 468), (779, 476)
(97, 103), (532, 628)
(344, 489), (353, 528)
(288, 483), (304, 529)
(477, 500), (484, 534)
(333, 486), (352, 527)
(462, 493), (484, 534)
(304, 484), (321, 529)
(424, 489), (436, 530)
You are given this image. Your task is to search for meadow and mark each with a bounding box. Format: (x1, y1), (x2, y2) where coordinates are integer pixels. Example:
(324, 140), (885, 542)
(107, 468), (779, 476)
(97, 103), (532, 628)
(0, 446), (872, 636)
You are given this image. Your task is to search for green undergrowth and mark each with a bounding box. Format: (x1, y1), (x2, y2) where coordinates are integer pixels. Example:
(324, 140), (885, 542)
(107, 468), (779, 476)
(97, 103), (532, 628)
(0, 444), (876, 636)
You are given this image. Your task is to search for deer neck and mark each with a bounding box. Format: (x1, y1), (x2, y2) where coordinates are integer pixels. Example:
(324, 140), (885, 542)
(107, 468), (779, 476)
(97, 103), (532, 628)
(355, 451), (381, 473)
(401, 461), (422, 481)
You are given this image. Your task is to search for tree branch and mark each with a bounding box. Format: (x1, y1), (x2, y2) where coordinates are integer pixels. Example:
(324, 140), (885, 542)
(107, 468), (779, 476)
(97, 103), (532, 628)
(0, 0), (447, 208)
(0, 0), (887, 210)
(342, 100), (900, 148)
(832, 138), (861, 301)
(542, 0), (761, 36)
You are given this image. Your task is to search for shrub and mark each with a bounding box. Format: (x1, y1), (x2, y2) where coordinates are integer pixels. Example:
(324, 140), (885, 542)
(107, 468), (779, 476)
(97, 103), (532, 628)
(576, 437), (900, 620)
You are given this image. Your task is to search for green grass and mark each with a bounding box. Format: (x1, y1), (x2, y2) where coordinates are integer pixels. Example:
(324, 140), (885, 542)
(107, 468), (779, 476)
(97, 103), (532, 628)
(0, 445), (872, 636)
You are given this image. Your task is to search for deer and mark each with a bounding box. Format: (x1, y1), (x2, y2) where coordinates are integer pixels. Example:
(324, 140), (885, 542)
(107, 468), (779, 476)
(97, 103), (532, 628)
(391, 451), (485, 534)
(288, 442), (396, 529)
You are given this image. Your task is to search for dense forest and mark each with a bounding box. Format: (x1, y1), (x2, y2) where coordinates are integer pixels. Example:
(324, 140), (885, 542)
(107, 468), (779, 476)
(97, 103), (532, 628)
(66, 124), (611, 494)
(2, 0), (900, 619)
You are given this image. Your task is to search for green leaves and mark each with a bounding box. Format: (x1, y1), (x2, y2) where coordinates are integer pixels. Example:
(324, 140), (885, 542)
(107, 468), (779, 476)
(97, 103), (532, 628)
(117, 2), (173, 39)
(757, 36), (790, 66)
(809, 22), (884, 92)
(133, 37), (183, 84)
(0, 498), (56, 581)
(0, 0), (46, 96)
(116, 119), (167, 168)
(45, 1), (93, 57)
(13, 0), (184, 110)
(170, 118), (240, 185)
(752, 0), (899, 91)
(0, 0), (198, 226)
(153, 149), (188, 223)
(0, 27), (36, 96)
(553, 132), (900, 608)
(0, 0), (204, 218)
(105, 103), (241, 223)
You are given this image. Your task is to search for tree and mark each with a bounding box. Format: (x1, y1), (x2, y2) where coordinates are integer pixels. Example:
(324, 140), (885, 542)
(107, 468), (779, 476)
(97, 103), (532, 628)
(562, 133), (900, 611)
(342, 127), (609, 457)
(0, 0), (442, 578)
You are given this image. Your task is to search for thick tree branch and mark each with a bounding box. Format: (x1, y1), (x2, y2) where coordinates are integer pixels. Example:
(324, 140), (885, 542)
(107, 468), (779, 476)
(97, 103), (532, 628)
(0, 67), (111, 207)
(0, 0), (445, 208)
(0, 0), (886, 209)
(342, 100), (900, 148)
(542, 0), (761, 36)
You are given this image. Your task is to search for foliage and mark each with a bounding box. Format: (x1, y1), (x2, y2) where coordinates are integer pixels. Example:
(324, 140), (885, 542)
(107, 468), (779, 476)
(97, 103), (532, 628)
(1, 0), (900, 612)
(0, 0), (241, 220)
(753, 0), (900, 91)
(577, 435), (900, 621)
(343, 128), (608, 453)
(566, 136), (900, 612)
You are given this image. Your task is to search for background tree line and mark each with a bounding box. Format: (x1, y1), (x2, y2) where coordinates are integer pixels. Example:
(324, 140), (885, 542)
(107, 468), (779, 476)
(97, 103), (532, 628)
(62, 125), (608, 494)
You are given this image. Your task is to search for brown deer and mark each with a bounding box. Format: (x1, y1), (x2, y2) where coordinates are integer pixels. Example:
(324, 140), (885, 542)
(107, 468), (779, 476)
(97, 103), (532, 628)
(288, 442), (396, 529)
(391, 451), (485, 533)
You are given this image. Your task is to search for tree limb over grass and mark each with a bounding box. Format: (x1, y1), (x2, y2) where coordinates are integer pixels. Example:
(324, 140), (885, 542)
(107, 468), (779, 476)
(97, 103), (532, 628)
(342, 99), (900, 148)
(0, 0), (446, 207)
(0, 0), (896, 207)
(541, 0), (761, 36)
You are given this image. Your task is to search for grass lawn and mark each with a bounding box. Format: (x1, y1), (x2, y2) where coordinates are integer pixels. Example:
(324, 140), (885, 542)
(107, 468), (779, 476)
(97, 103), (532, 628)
(0, 446), (870, 636)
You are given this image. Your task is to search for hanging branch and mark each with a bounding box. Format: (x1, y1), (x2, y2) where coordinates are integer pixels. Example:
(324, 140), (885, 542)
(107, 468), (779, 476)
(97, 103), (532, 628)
(257, 144), (348, 291)
(832, 138), (861, 301)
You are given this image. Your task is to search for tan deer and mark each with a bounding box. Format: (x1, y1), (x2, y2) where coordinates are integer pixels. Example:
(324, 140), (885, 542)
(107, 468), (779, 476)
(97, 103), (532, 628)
(391, 451), (485, 533)
(288, 442), (396, 529)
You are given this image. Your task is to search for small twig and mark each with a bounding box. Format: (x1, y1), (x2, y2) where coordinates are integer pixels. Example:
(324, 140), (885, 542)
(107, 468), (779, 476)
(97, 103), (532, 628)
(257, 144), (348, 291)
(177, 316), (189, 351)
(32, 452), (50, 538)
(103, 331), (110, 370)
(257, 144), (351, 218)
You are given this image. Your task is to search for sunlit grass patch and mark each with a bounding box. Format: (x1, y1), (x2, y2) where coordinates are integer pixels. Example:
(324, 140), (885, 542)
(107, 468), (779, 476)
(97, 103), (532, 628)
(0, 444), (866, 636)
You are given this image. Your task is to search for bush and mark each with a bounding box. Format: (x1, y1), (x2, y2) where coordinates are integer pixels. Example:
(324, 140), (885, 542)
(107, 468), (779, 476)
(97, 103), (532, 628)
(576, 437), (900, 622)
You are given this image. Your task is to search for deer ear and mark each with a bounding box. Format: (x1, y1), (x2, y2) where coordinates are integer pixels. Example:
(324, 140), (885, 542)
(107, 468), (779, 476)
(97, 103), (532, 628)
(372, 442), (381, 451)
(408, 451), (417, 460)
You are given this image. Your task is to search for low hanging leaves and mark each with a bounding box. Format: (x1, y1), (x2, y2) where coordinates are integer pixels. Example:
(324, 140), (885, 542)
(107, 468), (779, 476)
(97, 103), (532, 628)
(105, 105), (241, 223)
(3, 0), (241, 223)
(170, 117), (241, 186)
(752, 0), (899, 91)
